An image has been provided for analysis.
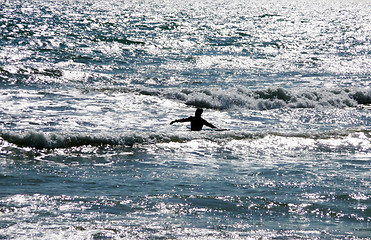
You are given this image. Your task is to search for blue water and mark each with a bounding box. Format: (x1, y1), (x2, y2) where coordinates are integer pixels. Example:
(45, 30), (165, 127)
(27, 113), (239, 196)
(0, 0), (370, 239)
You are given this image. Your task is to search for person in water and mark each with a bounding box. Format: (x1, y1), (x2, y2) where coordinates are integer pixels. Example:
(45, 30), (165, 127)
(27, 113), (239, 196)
(170, 108), (217, 131)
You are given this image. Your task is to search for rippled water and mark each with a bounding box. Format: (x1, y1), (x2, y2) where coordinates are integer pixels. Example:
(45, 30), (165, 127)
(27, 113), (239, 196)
(0, 0), (370, 239)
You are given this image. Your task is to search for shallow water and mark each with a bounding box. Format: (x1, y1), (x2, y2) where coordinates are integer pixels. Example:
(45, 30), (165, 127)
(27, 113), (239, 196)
(0, 0), (370, 239)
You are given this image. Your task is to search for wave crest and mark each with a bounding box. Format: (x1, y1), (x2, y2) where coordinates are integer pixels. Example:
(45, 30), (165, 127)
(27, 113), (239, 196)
(1, 129), (369, 150)
(0, 131), (189, 149)
(133, 87), (371, 110)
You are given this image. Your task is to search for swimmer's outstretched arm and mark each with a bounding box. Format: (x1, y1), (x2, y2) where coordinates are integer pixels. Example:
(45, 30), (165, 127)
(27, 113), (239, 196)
(170, 117), (192, 125)
(204, 120), (217, 129)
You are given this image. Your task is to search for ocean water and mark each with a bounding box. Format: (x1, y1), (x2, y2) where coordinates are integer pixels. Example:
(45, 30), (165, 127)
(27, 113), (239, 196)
(0, 0), (370, 239)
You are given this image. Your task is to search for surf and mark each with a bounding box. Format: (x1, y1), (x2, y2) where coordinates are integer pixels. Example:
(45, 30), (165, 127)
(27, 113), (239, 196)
(1, 129), (369, 151)
(92, 86), (371, 111)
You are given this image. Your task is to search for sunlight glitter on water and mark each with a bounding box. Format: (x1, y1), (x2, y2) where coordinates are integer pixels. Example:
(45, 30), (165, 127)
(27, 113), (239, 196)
(0, 0), (370, 239)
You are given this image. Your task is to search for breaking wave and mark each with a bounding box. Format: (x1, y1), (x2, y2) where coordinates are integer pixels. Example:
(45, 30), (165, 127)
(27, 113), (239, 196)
(0, 131), (189, 149)
(101, 86), (371, 110)
(1, 129), (369, 151)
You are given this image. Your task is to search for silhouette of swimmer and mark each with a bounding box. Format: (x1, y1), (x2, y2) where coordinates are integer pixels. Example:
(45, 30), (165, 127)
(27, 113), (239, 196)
(170, 108), (217, 131)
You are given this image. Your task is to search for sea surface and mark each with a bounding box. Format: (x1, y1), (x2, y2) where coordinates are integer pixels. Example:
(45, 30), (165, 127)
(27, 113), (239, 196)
(0, 0), (370, 239)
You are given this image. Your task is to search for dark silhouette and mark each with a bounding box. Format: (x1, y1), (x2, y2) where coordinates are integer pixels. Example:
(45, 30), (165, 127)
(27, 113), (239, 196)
(170, 108), (217, 131)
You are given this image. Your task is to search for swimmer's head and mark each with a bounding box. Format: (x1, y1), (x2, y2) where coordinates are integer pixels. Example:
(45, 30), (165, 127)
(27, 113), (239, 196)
(195, 108), (203, 117)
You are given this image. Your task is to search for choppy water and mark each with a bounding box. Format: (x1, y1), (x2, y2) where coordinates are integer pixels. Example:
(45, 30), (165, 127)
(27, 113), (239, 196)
(0, 0), (370, 239)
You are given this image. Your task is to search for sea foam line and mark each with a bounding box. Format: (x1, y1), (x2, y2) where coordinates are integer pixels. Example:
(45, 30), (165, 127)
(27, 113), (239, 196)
(0, 131), (193, 149)
(0, 129), (369, 150)
(94, 86), (371, 110)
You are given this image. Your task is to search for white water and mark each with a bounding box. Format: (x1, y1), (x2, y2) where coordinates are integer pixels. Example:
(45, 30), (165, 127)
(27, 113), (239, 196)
(0, 0), (370, 239)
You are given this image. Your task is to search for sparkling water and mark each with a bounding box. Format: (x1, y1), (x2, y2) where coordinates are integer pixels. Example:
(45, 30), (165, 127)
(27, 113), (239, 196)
(0, 0), (370, 239)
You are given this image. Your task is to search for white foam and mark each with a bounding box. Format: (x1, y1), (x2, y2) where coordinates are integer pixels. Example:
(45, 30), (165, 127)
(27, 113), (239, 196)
(1, 128), (369, 152)
(136, 86), (371, 110)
